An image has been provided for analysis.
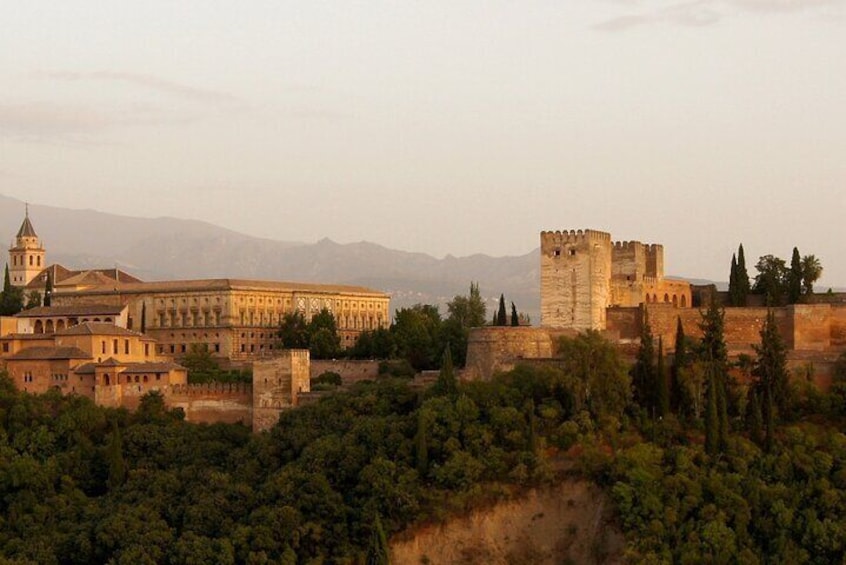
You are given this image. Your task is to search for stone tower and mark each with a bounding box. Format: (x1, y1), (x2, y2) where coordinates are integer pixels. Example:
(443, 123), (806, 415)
(540, 229), (612, 330)
(9, 207), (45, 287)
(252, 349), (310, 432)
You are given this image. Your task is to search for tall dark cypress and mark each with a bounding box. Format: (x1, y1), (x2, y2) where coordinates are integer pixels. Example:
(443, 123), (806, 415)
(140, 301), (147, 334)
(705, 366), (719, 457)
(510, 302), (519, 326)
(632, 309), (656, 410)
(656, 336), (669, 418)
(748, 389), (763, 446)
(717, 373), (729, 452)
(737, 244), (750, 304)
(728, 253), (739, 306)
(670, 316), (686, 413)
(788, 247), (802, 304)
(497, 294), (507, 326)
(44, 270), (53, 307)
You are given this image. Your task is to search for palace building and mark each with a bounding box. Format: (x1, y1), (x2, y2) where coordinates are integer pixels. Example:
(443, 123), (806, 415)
(7, 212), (391, 362)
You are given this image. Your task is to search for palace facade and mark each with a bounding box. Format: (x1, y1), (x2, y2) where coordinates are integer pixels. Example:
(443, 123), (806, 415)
(8, 213), (391, 362)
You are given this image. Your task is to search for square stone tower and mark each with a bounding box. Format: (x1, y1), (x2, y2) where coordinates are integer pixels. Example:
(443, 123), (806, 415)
(540, 230), (612, 330)
(252, 349), (310, 432)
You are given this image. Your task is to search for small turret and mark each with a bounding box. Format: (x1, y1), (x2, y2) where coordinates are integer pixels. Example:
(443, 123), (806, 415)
(9, 205), (46, 287)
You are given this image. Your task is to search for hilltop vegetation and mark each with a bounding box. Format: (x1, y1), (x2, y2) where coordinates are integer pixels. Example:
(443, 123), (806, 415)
(1, 314), (846, 563)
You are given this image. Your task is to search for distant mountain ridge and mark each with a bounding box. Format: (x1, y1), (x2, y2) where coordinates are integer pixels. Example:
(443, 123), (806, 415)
(0, 194), (540, 319)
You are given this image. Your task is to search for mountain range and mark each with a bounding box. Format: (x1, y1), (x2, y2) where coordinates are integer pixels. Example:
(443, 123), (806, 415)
(0, 194), (540, 320)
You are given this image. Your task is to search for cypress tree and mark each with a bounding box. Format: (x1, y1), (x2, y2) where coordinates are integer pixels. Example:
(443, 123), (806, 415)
(699, 298), (728, 374)
(415, 409), (429, 477)
(510, 302), (519, 326)
(705, 366), (719, 457)
(717, 373), (729, 452)
(497, 294), (507, 326)
(748, 389), (763, 446)
(788, 247), (802, 304)
(365, 513), (390, 565)
(140, 301), (147, 334)
(737, 244), (750, 305)
(433, 347), (458, 397)
(670, 316), (686, 413)
(764, 384), (775, 454)
(656, 336), (669, 418)
(44, 270), (53, 306)
(632, 309), (656, 410)
(728, 253), (739, 306)
(106, 423), (126, 491)
(753, 309), (790, 420)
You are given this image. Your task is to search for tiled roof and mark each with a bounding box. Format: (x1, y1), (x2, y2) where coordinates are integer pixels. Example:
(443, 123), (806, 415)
(25, 265), (143, 289)
(56, 322), (152, 339)
(15, 304), (125, 318)
(16, 216), (38, 238)
(121, 362), (185, 373)
(57, 278), (388, 297)
(6, 346), (91, 361)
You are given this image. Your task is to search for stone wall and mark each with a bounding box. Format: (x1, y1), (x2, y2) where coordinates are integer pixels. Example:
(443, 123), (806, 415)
(252, 350), (310, 432)
(464, 327), (572, 381)
(310, 359), (381, 386)
(166, 383), (253, 425)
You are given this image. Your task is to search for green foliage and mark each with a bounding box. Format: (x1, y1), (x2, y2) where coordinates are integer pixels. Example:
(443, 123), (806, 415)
(0, 263), (24, 316)
(788, 247), (803, 304)
(182, 344), (250, 383)
(25, 290), (41, 309)
(277, 308), (341, 359)
(43, 270), (53, 307)
(753, 310), (790, 420)
(510, 302), (519, 327)
(496, 294), (507, 326)
(365, 513), (389, 565)
(632, 312), (656, 411)
(311, 371), (342, 390)
(801, 254), (823, 296)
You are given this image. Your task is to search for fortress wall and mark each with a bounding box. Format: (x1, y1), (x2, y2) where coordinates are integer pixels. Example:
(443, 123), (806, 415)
(645, 244), (664, 279)
(791, 304), (832, 351)
(830, 306), (846, 349)
(163, 383), (253, 424)
(310, 359), (381, 385)
(605, 307), (641, 342)
(464, 327), (562, 381)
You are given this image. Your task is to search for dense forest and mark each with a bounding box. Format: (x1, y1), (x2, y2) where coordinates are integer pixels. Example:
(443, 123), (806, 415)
(2, 303), (846, 563)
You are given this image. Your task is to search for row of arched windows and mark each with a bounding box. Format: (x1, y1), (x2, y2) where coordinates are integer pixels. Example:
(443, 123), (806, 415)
(645, 293), (688, 307)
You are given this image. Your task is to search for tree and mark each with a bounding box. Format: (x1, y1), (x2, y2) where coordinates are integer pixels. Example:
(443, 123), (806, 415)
(800, 255), (823, 296)
(106, 422), (126, 491)
(365, 513), (389, 565)
(496, 294), (507, 326)
(182, 343), (222, 382)
(308, 309), (341, 359)
(25, 290), (41, 309)
(747, 389), (763, 445)
(753, 255), (788, 306)
(432, 347), (458, 397)
(752, 309), (790, 420)
(510, 302), (519, 327)
(728, 253), (740, 306)
(656, 337), (669, 418)
(699, 299), (728, 374)
(278, 311), (310, 349)
(140, 301), (146, 333)
(0, 264), (24, 316)
(446, 282), (486, 329)
(557, 331), (631, 420)
(788, 247), (802, 304)
(632, 311), (656, 411)
(705, 367), (719, 457)
(43, 270), (53, 307)
(670, 316), (687, 413)
(393, 304), (443, 370)
(736, 244), (750, 304)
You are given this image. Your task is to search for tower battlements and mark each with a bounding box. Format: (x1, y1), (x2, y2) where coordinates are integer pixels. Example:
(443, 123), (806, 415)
(541, 229), (611, 249)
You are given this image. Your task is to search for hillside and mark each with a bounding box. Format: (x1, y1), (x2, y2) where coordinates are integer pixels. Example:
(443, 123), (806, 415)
(0, 194), (540, 317)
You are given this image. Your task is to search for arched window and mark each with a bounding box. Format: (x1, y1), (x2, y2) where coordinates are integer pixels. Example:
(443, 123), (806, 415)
(34, 320), (43, 334)
(663, 293), (669, 303)
(56, 320), (66, 331)
(672, 295), (678, 307)
(46, 320), (54, 333)
(681, 295), (688, 307)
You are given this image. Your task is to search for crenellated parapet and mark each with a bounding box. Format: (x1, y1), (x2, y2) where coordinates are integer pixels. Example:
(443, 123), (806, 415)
(169, 382), (252, 396)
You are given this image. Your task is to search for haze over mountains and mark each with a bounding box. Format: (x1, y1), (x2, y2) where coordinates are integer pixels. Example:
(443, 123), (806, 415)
(0, 194), (539, 319)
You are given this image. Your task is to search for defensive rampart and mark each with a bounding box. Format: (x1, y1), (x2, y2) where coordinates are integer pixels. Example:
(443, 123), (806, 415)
(165, 382), (253, 425)
(310, 359), (381, 386)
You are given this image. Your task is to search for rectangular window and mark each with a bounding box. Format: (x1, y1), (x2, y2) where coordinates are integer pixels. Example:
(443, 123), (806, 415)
(113, 339), (118, 354)
(124, 340), (130, 354)
(144, 343), (150, 356)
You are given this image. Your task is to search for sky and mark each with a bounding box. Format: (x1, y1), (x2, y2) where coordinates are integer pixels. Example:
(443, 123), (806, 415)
(1, 1), (844, 287)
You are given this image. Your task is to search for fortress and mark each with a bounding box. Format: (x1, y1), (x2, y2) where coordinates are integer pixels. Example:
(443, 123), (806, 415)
(1, 211), (382, 431)
(466, 229), (846, 388)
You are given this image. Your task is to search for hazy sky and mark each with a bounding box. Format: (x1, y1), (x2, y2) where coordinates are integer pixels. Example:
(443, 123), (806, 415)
(1, 1), (844, 286)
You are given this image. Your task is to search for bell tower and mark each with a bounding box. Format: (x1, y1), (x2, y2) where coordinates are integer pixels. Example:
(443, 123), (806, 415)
(9, 205), (46, 287)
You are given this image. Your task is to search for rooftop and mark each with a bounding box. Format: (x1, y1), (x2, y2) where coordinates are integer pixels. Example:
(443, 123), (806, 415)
(15, 304), (126, 318)
(55, 278), (389, 297)
(6, 346), (91, 361)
